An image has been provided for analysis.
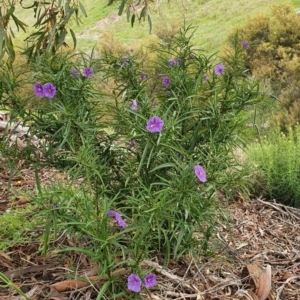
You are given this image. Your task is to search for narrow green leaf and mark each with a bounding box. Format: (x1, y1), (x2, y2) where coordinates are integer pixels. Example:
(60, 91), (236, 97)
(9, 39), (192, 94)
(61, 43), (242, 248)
(149, 162), (176, 173)
(58, 28), (66, 46)
(96, 280), (111, 300)
(78, 2), (87, 17)
(137, 141), (149, 174)
(0, 272), (31, 300)
(11, 14), (28, 32)
(118, 0), (126, 16)
(69, 28), (76, 49)
(0, 33), (4, 55)
(131, 13), (135, 27)
(9, 26), (15, 38)
(6, 6), (15, 17)
(7, 35), (15, 62)
(148, 14), (152, 33)
(139, 6), (147, 21)
(146, 146), (154, 169)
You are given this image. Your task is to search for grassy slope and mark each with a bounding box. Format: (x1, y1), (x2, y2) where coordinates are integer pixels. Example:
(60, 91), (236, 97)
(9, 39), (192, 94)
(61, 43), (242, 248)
(13, 0), (299, 54)
(72, 0), (299, 53)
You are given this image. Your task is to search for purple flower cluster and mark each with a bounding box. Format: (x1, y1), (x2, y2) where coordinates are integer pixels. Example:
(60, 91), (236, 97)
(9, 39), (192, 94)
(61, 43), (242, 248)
(194, 165), (207, 182)
(33, 82), (56, 99)
(128, 273), (157, 292)
(146, 116), (164, 133)
(107, 210), (127, 228)
(214, 63), (225, 76)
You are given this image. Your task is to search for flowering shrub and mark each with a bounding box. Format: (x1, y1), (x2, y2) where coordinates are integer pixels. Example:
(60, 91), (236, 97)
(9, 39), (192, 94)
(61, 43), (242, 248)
(0, 24), (265, 298)
(24, 53), (103, 165)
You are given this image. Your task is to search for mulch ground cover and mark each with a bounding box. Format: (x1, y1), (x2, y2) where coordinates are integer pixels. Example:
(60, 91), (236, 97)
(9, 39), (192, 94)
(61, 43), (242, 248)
(1, 158), (300, 300)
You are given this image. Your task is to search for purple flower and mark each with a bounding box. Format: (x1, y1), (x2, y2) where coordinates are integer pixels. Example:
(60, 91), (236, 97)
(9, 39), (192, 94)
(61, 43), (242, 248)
(70, 68), (80, 78)
(127, 274), (142, 293)
(82, 67), (94, 78)
(241, 40), (249, 50)
(43, 83), (56, 99)
(131, 99), (138, 111)
(140, 73), (147, 80)
(33, 83), (44, 98)
(146, 116), (164, 133)
(214, 63), (225, 76)
(169, 58), (176, 65)
(107, 210), (127, 228)
(194, 165), (207, 183)
(169, 58), (181, 66)
(162, 76), (171, 87)
(144, 273), (157, 288)
(115, 214), (127, 228)
(203, 74), (209, 83)
(168, 58), (176, 66)
(107, 210), (117, 217)
(129, 139), (135, 148)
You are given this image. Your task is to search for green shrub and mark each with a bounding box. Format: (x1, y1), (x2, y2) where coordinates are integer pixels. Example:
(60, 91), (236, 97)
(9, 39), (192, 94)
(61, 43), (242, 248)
(0, 24), (266, 297)
(227, 3), (300, 130)
(247, 125), (300, 208)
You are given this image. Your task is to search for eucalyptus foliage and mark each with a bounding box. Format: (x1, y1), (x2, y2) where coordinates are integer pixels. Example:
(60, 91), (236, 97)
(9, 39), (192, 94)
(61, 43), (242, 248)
(0, 0), (158, 62)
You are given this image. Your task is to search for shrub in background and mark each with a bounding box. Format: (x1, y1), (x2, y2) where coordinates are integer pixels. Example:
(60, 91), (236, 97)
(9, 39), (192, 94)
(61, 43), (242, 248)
(227, 3), (300, 130)
(154, 20), (181, 49)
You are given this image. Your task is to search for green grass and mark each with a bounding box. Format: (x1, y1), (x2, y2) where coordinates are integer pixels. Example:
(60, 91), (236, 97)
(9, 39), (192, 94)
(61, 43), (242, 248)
(75, 0), (300, 52)
(247, 126), (300, 208)
(0, 204), (38, 251)
(11, 0), (299, 54)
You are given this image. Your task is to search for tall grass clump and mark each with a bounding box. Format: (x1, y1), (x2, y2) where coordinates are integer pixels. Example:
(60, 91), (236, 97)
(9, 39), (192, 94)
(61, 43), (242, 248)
(248, 125), (300, 208)
(0, 24), (266, 297)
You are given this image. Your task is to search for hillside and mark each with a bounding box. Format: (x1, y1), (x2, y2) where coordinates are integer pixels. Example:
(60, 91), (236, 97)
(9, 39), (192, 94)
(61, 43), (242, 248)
(13, 0), (300, 54)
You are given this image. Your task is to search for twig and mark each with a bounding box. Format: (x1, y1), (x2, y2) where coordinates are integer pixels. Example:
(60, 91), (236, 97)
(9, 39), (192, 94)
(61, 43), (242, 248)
(254, 197), (300, 222)
(165, 291), (202, 299)
(276, 276), (300, 300)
